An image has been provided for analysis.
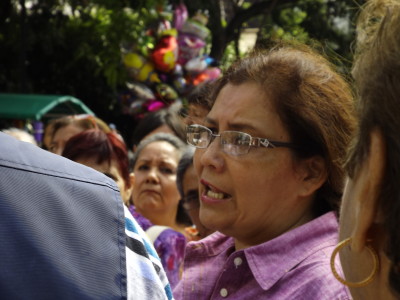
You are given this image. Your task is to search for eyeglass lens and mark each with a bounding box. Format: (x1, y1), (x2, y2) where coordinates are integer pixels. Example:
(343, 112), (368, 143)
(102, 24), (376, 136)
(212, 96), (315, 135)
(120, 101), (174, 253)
(188, 125), (253, 155)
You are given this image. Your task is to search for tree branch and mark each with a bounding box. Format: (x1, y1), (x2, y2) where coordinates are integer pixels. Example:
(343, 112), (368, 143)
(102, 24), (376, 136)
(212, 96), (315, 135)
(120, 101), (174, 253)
(210, 0), (294, 60)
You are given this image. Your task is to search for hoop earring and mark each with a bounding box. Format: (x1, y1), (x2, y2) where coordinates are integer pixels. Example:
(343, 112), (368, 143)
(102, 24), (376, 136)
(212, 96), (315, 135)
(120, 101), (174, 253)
(330, 237), (379, 288)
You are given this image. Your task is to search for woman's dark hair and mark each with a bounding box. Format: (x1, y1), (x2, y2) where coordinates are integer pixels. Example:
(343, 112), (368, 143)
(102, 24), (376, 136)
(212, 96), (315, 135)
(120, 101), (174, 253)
(131, 104), (186, 150)
(211, 41), (356, 216)
(132, 132), (192, 226)
(62, 129), (131, 188)
(176, 147), (195, 198)
(348, 0), (400, 295)
(186, 80), (215, 109)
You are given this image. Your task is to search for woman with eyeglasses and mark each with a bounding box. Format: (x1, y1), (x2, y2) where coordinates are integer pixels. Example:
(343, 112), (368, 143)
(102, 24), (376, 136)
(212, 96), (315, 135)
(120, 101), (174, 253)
(173, 42), (356, 299)
(331, 1), (400, 299)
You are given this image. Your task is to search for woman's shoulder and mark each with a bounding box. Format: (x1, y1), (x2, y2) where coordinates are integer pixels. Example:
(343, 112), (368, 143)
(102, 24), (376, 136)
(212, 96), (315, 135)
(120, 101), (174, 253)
(158, 227), (187, 241)
(128, 205), (153, 230)
(282, 261), (351, 299)
(153, 227), (187, 252)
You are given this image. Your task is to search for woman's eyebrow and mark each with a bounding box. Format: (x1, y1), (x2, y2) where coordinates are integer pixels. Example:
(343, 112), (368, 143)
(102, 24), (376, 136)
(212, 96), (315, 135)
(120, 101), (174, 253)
(159, 161), (177, 168)
(204, 117), (217, 126)
(226, 121), (257, 132)
(204, 117), (258, 133)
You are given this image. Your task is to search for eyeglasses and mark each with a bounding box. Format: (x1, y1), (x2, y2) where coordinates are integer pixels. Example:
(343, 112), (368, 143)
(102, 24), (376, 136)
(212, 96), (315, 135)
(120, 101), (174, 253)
(186, 124), (298, 156)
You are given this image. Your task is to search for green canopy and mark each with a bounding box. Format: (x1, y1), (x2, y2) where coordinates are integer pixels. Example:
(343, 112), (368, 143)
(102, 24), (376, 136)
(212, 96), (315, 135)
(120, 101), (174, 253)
(0, 93), (95, 121)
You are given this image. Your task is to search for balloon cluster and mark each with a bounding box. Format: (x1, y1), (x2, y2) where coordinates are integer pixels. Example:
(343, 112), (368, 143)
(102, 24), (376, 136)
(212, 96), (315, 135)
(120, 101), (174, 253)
(119, 3), (221, 120)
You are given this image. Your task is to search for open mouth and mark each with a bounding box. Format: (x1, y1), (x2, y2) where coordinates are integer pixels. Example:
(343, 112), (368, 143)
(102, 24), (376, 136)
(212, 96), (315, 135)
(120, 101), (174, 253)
(202, 179), (230, 200)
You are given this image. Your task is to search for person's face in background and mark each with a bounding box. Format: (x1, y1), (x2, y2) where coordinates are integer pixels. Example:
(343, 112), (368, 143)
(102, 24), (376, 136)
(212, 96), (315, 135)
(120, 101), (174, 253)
(132, 141), (181, 216)
(182, 164), (214, 238)
(50, 124), (84, 155)
(75, 156), (133, 204)
(184, 103), (209, 126)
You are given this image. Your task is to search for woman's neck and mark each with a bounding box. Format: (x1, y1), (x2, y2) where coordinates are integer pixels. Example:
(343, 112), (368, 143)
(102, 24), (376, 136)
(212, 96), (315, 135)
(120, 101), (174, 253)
(144, 208), (178, 230)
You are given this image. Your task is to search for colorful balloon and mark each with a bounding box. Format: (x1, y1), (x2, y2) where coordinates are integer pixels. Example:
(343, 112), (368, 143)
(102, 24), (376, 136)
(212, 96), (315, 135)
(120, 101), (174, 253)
(173, 3), (188, 30)
(151, 31), (178, 73)
(177, 33), (205, 65)
(123, 52), (161, 83)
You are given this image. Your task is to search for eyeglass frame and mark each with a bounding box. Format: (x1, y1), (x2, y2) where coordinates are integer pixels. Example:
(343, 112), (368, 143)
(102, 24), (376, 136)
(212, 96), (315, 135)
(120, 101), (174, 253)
(186, 124), (299, 156)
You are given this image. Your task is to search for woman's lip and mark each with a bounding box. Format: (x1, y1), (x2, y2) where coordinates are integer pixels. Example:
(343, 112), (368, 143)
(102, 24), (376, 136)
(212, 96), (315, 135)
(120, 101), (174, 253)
(200, 179), (224, 193)
(141, 189), (159, 195)
(200, 193), (228, 205)
(199, 179), (230, 204)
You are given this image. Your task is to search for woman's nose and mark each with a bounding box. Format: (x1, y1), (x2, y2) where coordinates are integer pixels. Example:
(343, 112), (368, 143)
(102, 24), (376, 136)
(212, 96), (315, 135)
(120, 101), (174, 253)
(198, 138), (224, 172)
(145, 167), (159, 183)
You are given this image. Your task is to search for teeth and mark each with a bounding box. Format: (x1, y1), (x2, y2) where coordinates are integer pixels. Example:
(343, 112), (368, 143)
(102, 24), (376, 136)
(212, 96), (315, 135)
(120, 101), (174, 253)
(206, 190), (225, 199)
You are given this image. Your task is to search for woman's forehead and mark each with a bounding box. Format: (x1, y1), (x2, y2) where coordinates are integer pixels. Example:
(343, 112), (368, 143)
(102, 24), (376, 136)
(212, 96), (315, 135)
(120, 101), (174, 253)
(138, 142), (180, 162)
(209, 84), (279, 124)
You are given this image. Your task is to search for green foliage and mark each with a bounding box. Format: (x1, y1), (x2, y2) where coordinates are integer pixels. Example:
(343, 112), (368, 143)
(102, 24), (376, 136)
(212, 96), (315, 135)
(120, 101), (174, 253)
(221, 42), (238, 70)
(0, 0), (361, 133)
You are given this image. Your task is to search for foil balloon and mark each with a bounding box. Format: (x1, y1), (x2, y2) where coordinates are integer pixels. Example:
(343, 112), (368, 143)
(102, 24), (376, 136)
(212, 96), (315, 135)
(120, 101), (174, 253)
(126, 81), (155, 100)
(190, 67), (222, 86)
(180, 19), (210, 41)
(123, 52), (160, 83)
(129, 99), (147, 117)
(146, 100), (166, 112)
(173, 76), (187, 93)
(155, 83), (179, 104)
(177, 33), (205, 66)
(177, 12), (209, 65)
(118, 82), (156, 116)
(202, 67), (221, 80)
(171, 64), (187, 93)
(173, 3), (188, 30)
(184, 56), (208, 73)
(151, 29), (178, 73)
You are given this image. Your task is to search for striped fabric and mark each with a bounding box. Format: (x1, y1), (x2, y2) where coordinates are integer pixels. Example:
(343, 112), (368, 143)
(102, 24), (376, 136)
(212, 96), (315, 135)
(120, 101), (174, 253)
(124, 206), (174, 300)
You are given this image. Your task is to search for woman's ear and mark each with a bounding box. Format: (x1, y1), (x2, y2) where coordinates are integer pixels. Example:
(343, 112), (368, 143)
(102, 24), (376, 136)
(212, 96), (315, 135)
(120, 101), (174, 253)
(124, 172), (135, 206)
(350, 129), (386, 253)
(129, 172), (135, 187)
(298, 155), (327, 197)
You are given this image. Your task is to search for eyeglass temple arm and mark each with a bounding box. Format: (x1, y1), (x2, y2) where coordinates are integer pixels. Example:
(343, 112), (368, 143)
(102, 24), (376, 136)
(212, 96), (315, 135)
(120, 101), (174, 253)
(259, 138), (299, 149)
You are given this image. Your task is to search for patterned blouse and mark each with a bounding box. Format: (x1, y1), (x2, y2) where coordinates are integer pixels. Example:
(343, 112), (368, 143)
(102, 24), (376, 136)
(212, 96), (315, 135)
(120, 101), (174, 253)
(128, 205), (187, 289)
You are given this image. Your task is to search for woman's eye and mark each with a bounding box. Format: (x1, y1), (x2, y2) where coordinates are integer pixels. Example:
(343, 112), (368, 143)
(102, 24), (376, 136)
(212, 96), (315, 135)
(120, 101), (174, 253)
(208, 127), (218, 134)
(137, 164), (149, 171)
(160, 167), (174, 174)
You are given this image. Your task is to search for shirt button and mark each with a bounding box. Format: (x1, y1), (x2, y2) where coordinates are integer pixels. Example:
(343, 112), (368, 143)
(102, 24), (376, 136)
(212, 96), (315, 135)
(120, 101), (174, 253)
(220, 288), (228, 297)
(234, 257), (243, 267)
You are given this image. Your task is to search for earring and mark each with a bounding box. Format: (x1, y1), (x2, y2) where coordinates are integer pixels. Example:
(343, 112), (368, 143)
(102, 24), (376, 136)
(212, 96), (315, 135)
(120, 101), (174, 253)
(330, 237), (379, 288)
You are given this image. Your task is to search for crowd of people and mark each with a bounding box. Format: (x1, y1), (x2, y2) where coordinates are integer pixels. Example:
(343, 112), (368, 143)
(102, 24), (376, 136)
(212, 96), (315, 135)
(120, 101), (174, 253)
(2, 0), (400, 298)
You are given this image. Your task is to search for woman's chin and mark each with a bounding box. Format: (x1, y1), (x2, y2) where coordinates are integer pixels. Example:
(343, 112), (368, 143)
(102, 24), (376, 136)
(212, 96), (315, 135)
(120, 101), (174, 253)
(199, 208), (226, 233)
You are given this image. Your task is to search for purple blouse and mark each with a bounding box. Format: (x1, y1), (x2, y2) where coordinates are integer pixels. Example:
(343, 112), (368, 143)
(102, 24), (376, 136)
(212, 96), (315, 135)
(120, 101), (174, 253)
(173, 212), (351, 299)
(128, 205), (187, 289)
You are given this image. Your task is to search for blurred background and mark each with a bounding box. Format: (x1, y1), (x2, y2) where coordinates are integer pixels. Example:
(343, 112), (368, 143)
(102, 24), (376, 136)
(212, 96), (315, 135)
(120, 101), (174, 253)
(0, 0), (364, 146)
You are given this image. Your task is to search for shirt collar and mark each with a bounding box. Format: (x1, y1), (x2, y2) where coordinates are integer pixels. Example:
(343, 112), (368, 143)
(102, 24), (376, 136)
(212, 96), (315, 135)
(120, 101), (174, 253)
(186, 212), (338, 291)
(245, 211), (339, 290)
